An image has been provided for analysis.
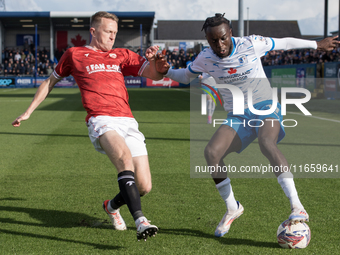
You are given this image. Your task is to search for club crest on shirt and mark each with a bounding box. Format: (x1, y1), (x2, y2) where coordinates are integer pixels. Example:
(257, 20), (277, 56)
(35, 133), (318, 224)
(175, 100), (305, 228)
(109, 53), (117, 58)
(238, 55), (248, 65)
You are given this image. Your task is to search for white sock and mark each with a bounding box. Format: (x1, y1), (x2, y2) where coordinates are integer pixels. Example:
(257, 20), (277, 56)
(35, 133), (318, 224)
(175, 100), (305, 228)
(216, 178), (238, 211)
(210, 100), (216, 116)
(207, 99), (211, 116)
(135, 216), (148, 228)
(207, 100), (215, 117)
(277, 172), (304, 210)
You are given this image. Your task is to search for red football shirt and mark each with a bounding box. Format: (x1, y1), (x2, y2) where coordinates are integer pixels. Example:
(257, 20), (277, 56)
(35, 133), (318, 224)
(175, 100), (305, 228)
(53, 46), (148, 122)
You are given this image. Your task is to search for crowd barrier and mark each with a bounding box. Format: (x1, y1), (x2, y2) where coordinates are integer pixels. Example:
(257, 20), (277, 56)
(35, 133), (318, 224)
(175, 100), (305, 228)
(1, 63), (340, 99)
(263, 63), (317, 92)
(323, 62), (340, 99)
(0, 76), (189, 88)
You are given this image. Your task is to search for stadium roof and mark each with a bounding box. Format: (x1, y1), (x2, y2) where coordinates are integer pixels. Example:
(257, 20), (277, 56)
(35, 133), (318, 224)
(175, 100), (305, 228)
(155, 20), (302, 40)
(231, 20), (302, 38)
(0, 11), (155, 31)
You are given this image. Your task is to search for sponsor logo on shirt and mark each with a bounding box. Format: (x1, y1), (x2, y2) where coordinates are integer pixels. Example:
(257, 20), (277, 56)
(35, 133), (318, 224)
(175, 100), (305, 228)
(255, 36), (269, 45)
(228, 68), (237, 74)
(85, 63), (121, 74)
(219, 69), (251, 83)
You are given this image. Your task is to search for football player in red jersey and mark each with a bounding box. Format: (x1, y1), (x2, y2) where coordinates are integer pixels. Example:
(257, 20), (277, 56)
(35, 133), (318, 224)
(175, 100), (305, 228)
(12, 11), (168, 241)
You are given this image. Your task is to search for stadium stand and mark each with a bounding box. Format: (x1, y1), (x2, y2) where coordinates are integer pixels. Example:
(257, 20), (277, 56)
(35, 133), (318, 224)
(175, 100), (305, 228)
(0, 12), (339, 78)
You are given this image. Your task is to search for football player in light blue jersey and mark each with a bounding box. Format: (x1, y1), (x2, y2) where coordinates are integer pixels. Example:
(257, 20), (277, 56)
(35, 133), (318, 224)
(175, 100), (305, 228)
(159, 13), (340, 237)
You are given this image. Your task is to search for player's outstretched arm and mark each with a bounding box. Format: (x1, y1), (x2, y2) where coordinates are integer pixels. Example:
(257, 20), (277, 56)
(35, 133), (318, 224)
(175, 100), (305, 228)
(316, 36), (340, 51)
(142, 45), (169, 80)
(12, 74), (60, 127)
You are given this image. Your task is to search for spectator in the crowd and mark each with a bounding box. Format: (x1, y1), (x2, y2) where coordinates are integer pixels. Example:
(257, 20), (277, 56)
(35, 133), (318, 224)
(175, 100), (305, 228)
(46, 65), (53, 76)
(40, 52), (47, 63)
(26, 51), (34, 61)
(14, 65), (20, 76)
(8, 52), (14, 62)
(36, 67), (41, 76)
(170, 59), (178, 69)
(19, 63), (26, 76)
(21, 50), (26, 61)
(6, 63), (13, 75)
(3, 59), (8, 70)
(42, 59), (51, 73)
(25, 64), (33, 76)
(2, 50), (5, 62)
(14, 51), (21, 62)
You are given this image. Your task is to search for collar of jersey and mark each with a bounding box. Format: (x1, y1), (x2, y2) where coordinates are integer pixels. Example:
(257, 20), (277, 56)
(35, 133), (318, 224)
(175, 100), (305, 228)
(229, 37), (236, 57)
(85, 45), (109, 53)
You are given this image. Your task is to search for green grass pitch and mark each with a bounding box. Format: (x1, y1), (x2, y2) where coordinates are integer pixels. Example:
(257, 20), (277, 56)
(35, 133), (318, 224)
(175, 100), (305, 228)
(0, 88), (339, 254)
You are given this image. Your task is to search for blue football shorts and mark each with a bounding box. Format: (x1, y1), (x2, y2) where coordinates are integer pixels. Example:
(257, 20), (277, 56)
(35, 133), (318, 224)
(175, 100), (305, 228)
(223, 100), (286, 153)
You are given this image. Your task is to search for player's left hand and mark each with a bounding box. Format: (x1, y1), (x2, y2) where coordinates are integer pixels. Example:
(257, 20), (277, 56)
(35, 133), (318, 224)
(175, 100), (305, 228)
(317, 36), (340, 51)
(145, 45), (159, 61)
(12, 112), (30, 127)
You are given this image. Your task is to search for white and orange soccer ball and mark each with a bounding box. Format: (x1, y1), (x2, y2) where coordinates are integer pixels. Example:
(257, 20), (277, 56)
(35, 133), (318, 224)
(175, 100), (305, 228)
(277, 220), (311, 249)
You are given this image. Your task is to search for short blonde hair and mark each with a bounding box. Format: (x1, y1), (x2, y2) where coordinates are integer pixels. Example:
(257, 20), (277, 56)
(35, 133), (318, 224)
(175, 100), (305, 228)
(90, 11), (119, 28)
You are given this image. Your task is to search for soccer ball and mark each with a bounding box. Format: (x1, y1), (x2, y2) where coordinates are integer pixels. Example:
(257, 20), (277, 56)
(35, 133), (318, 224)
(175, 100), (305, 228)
(277, 220), (311, 249)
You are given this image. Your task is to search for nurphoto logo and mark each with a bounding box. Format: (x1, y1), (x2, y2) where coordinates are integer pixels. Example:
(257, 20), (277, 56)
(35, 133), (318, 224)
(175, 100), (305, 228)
(201, 84), (312, 127)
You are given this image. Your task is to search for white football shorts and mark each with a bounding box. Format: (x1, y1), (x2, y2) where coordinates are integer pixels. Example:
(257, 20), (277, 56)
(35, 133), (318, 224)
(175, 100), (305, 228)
(87, 116), (147, 157)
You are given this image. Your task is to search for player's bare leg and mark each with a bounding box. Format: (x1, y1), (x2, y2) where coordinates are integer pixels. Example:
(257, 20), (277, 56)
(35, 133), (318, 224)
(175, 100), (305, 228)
(258, 118), (288, 177)
(258, 119), (309, 222)
(99, 130), (157, 240)
(99, 130), (135, 172)
(204, 125), (244, 236)
(133, 155), (152, 196)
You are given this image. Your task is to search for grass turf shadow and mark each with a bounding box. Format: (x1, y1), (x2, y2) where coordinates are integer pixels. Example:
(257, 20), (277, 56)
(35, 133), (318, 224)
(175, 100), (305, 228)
(0, 228), (122, 250)
(0, 205), (109, 228)
(159, 227), (280, 249)
(0, 204), (123, 250)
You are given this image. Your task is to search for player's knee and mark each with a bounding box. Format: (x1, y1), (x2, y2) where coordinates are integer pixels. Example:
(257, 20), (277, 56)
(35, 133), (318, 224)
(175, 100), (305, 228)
(204, 144), (220, 162)
(138, 182), (152, 196)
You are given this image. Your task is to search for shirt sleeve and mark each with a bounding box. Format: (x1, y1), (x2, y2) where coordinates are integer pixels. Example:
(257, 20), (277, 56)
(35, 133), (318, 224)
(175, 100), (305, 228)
(271, 37), (317, 51)
(165, 67), (198, 84)
(120, 49), (148, 77)
(186, 51), (206, 75)
(250, 35), (275, 58)
(53, 48), (73, 79)
(251, 35), (318, 58)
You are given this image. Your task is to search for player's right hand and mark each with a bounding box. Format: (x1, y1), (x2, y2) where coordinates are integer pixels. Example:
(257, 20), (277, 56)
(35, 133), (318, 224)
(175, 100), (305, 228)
(145, 45), (159, 61)
(155, 53), (170, 75)
(12, 113), (30, 127)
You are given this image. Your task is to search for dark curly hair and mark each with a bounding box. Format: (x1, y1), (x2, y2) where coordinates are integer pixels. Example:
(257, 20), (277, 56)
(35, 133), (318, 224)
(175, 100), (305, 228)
(201, 13), (231, 32)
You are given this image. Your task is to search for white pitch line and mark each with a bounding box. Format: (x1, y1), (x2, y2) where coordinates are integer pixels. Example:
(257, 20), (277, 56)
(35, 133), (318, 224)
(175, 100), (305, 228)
(0, 88), (19, 92)
(172, 88), (191, 93)
(287, 111), (340, 123)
